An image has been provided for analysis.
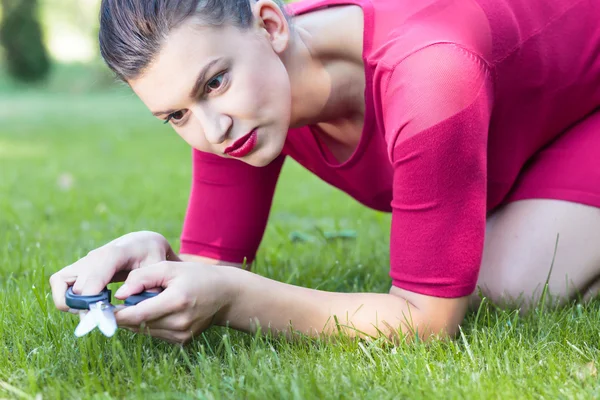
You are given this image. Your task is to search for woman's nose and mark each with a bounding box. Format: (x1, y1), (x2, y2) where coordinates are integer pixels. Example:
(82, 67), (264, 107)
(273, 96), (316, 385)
(195, 109), (232, 145)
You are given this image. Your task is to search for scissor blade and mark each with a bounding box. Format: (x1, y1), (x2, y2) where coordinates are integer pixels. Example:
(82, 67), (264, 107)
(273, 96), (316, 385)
(96, 305), (117, 337)
(74, 310), (98, 337)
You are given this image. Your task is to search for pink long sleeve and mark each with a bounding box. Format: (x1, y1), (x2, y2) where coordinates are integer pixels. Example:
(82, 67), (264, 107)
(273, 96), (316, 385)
(180, 150), (286, 263)
(383, 44), (494, 297)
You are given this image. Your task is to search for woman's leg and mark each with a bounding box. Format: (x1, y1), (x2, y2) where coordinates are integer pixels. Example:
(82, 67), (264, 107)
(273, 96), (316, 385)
(472, 199), (600, 309)
(472, 108), (600, 309)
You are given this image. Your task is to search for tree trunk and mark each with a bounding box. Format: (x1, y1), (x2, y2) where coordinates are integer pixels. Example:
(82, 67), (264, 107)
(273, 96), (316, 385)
(0, 0), (51, 82)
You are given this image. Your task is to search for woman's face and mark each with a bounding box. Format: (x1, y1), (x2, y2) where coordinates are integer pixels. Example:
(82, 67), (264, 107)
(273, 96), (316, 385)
(129, 6), (292, 167)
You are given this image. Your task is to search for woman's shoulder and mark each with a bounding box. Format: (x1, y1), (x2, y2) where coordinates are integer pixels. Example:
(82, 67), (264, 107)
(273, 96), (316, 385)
(285, 0), (493, 71)
(284, 0), (371, 16)
(366, 0), (493, 67)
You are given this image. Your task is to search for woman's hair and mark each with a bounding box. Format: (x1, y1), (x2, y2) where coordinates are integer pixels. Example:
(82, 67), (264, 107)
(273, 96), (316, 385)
(99, 0), (289, 81)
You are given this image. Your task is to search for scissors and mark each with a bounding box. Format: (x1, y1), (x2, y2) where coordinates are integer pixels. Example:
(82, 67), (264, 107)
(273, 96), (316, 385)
(65, 287), (158, 337)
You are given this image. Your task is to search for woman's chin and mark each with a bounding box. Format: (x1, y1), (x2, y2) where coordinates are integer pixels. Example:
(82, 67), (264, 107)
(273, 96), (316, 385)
(246, 154), (277, 168)
(245, 145), (283, 167)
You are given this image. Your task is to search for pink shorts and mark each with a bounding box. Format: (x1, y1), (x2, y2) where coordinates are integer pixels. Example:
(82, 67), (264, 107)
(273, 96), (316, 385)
(505, 109), (600, 208)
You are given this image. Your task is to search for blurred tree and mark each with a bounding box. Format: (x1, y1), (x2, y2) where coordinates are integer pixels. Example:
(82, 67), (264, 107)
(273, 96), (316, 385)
(0, 0), (50, 82)
(40, 0), (101, 63)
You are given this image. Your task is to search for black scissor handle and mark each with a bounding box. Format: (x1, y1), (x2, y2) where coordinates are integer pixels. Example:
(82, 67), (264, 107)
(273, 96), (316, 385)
(124, 291), (159, 306)
(65, 287), (111, 310)
(65, 286), (158, 309)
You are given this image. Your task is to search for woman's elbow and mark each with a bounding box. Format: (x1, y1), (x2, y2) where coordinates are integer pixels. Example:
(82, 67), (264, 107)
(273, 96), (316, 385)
(389, 285), (469, 340)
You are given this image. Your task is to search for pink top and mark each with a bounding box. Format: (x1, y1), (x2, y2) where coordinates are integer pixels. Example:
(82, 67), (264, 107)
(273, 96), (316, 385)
(180, 0), (600, 297)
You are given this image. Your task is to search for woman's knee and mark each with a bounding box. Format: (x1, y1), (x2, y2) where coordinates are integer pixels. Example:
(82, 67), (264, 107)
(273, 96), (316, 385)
(473, 260), (555, 308)
(474, 200), (600, 308)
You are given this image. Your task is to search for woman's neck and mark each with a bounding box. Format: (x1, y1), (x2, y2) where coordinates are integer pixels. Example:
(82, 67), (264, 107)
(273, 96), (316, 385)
(282, 5), (365, 129)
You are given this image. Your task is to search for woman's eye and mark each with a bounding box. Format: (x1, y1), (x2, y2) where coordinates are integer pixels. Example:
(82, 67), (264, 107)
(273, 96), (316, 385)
(206, 73), (225, 93)
(164, 110), (186, 125)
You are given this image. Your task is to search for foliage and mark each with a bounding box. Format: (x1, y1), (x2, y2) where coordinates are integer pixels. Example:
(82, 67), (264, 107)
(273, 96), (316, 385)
(0, 0), (50, 82)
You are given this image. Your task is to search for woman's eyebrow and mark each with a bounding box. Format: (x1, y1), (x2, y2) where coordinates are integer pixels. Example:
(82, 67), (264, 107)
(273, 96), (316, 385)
(151, 58), (222, 117)
(188, 58), (222, 98)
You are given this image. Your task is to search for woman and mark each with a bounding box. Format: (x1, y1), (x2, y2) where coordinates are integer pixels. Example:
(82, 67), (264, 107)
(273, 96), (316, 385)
(50, 0), (600, 344)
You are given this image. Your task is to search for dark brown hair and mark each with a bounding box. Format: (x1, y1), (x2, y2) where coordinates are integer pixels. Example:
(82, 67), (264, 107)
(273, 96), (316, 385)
(99, 0), (288, 81)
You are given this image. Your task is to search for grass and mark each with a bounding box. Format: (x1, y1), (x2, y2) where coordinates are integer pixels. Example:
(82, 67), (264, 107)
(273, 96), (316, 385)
(1, 64), (600, 399)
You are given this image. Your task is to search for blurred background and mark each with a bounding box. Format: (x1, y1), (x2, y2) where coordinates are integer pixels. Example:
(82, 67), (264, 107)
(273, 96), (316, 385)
(0, 0), (193, 269)
(0, 0), (116, 91)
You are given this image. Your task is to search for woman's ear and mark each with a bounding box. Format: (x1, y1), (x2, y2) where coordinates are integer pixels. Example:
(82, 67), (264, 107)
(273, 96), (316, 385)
(252, 0), (291, 54)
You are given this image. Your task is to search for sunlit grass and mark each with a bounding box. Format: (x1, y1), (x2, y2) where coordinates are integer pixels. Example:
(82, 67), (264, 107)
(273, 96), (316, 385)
(1, 66), (599, 399)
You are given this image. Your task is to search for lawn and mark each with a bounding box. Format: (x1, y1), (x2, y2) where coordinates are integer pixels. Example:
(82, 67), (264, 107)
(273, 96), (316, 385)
(1, 65), (599, 399)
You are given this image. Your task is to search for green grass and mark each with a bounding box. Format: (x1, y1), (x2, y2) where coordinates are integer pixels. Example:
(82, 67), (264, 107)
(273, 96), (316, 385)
(1, 65), (600, 399)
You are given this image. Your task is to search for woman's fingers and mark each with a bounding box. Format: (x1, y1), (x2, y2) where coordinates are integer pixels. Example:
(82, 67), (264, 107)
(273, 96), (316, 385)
(115, 286), (183, 327)
(112, 262), (219, 344)
(50, 268), (135, 312)
(135, 311), (195, 331)
(49, 232), (173, 313)
(113, 262), (176, 299)
(49, 270), (77, 311)
(115, 292), (180, 327)
(50, 246), (129, 310)
(71, 247), (126, 295)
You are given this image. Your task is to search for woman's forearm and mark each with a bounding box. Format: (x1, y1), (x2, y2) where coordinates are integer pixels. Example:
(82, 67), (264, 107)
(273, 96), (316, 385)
(215, 266), (463, 340)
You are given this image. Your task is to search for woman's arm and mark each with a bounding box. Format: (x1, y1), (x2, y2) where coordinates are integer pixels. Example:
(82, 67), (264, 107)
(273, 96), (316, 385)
(113, 262), (468, 343)
(381, 44), (494, 299)
(218, 266), (468, 340)
(179, 150), (285, 266)
(176, 257), (467, 340)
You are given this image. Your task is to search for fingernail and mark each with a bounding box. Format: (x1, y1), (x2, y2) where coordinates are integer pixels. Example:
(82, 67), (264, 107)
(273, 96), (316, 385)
(115, 284), (128, 297)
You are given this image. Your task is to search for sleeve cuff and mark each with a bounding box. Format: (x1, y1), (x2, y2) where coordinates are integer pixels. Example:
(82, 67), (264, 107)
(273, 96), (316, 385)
(179, 239), (256, 265)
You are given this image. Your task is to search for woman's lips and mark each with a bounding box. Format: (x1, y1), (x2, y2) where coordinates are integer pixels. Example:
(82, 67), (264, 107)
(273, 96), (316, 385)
(224, 130), (258, 158)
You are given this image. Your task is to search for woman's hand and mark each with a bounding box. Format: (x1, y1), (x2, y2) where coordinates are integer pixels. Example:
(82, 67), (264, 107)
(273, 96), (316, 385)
(113, 262), (236, 344)
(49, 231), (180, 311)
